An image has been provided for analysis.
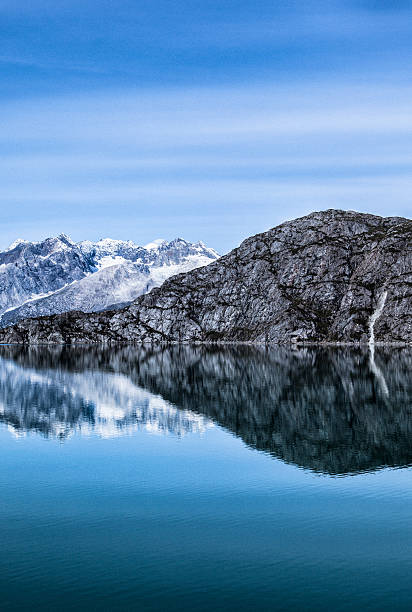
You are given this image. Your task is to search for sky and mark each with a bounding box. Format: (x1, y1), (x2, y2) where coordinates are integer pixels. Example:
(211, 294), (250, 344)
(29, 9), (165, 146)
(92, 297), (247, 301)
(1, 0), (412, 253)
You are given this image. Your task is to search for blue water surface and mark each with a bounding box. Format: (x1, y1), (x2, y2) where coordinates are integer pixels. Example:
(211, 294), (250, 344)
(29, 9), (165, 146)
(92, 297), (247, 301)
(0, 345), (411, 611)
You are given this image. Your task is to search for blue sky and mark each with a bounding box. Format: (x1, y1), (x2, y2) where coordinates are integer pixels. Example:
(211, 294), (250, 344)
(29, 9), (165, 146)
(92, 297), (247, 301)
(1, 0), (412, 252)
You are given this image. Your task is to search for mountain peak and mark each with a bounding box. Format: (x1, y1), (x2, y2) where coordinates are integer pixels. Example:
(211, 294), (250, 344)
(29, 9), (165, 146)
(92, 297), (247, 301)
(6, 238), (30, 251)
(57, 233), (74, 244)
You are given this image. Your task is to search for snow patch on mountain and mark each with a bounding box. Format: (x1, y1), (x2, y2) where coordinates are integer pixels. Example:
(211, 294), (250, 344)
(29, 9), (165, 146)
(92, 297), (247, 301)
(96, 255), (130, 270)
(144, 238), (167, 250)
(150, 253), (218, 285)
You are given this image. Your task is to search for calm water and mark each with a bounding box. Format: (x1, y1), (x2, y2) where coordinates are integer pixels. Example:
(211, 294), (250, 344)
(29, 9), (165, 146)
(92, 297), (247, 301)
(0, 345), (411, 611)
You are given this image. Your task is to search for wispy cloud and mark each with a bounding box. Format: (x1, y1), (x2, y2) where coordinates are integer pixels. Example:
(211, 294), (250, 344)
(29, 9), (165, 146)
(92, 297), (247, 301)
(0, 81), (411, 251)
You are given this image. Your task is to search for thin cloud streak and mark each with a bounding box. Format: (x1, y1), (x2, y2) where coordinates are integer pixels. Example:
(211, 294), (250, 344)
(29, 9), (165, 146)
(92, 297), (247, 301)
(3, 84), (412, 146)
(0, 81), (411, 251)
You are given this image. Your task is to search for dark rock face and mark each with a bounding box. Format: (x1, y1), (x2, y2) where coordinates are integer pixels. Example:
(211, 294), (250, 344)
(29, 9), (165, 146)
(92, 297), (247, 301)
(0, 344), (411, 475)
(0, 210), (410, 344)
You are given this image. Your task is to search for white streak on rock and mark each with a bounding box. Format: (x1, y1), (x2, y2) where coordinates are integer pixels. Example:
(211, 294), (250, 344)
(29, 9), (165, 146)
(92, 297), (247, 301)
(369, 290), (387, 346)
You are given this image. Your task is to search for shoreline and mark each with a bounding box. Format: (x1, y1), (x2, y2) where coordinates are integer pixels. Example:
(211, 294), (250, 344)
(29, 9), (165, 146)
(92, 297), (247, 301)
(0, 340), (411, 347)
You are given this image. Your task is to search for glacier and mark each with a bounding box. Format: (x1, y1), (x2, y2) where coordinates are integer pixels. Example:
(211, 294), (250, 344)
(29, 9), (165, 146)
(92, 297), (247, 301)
(0, 234), (219, 327)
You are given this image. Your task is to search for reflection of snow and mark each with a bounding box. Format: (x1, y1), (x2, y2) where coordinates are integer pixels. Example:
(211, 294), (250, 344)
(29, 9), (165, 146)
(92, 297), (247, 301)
(0, 359), (213, 439)
(369, 348), (389, 397)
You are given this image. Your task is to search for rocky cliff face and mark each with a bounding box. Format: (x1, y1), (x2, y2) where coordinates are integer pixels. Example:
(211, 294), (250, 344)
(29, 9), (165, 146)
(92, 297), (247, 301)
(0, 210), (410, 344)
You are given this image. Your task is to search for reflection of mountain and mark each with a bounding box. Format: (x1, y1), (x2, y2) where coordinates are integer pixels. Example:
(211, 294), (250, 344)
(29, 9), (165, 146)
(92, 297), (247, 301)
(0, 345), (411, 475)
(0, 350), (210, 439)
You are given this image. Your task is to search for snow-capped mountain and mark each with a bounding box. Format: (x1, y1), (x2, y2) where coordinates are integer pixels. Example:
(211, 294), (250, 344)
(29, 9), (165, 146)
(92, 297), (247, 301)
(0, 235), (219, 327)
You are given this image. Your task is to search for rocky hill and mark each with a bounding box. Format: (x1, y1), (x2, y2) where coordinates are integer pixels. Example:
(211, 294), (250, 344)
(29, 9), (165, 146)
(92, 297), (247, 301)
(0, 209), (410, 344)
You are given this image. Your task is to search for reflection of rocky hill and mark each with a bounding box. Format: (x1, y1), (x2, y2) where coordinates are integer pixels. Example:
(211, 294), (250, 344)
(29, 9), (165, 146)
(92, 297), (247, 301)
(125, 345), (412, 475)
(0, 345), (411, 475)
